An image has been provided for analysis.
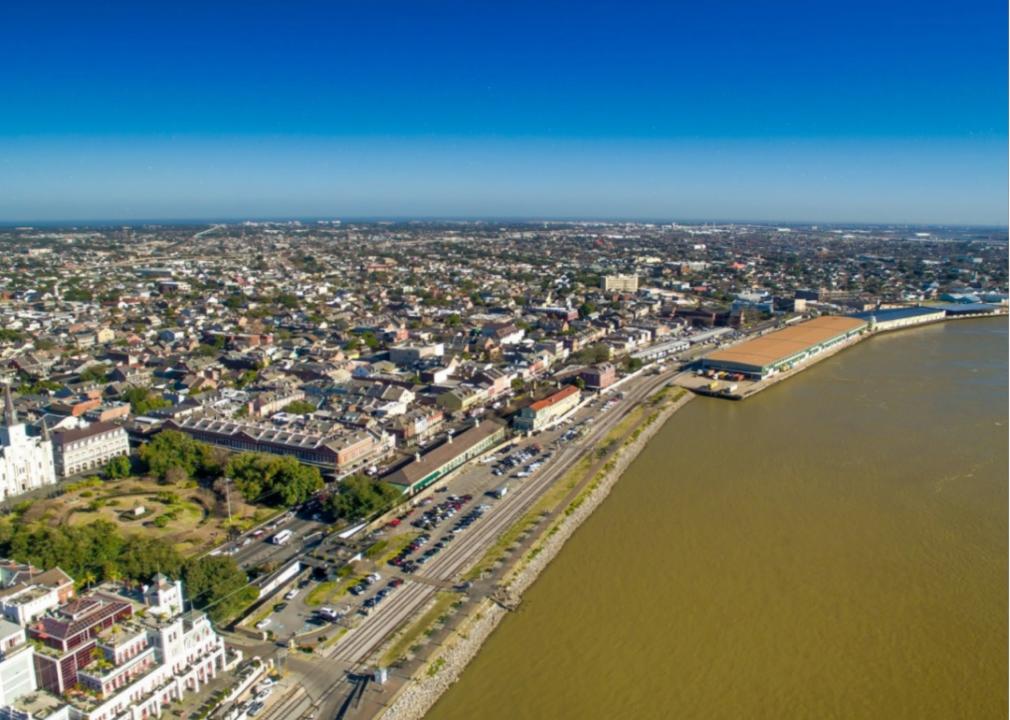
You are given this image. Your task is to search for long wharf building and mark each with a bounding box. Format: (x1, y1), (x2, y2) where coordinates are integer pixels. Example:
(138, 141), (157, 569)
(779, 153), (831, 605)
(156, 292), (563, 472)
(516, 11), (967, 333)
(701, 316), (867, 380)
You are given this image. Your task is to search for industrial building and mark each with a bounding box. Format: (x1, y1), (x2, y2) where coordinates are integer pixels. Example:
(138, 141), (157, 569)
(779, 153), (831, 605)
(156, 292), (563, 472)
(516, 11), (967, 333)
(701, 316), (867, 379)
(932, 303), (1004, 318)
(849, 306), (946, 332)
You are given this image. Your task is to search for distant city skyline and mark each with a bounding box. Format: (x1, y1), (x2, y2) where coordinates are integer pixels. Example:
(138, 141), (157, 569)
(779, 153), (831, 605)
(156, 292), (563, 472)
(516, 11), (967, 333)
(1, 0), (1006, 225)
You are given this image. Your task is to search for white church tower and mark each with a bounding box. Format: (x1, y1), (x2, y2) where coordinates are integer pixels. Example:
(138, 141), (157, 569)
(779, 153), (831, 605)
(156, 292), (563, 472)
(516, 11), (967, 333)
(0, 383), (57, 499)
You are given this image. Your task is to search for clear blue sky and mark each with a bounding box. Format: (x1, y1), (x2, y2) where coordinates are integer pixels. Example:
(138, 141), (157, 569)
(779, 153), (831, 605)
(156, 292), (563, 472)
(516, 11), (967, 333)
(1, 0), (1006, 224)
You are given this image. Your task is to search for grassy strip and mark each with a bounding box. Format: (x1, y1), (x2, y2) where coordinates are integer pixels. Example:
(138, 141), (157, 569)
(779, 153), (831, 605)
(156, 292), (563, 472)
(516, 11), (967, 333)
(462, 455), (595, 581)
(246, 603), (275, 628)
(381, 592), (458, 666)
(317, 627), (348, 649)
(365, 531), (420, 565)
(304, 566), (356, 607)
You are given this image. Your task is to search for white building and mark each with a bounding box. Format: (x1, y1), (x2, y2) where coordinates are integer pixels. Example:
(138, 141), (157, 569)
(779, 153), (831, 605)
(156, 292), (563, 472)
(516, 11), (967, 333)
(0, 385), (57, 501)
(0, 621), (36, 708)
(0, 577), (235, 720)
(602, 274), (639, 292)
(51, 421), (130, 479)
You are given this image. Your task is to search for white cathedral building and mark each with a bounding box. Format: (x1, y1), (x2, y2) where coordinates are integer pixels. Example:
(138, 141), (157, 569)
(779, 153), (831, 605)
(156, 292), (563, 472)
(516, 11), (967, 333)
(0, 384), (57, 500)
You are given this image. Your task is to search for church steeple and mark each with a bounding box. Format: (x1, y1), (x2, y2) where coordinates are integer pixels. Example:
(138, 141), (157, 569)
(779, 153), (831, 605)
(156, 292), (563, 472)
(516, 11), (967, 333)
(3, 383), (16, 426)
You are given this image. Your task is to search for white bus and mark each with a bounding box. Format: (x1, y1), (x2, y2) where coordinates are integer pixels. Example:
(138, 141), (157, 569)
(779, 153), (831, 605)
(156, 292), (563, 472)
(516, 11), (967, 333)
(271, 529), (293, 545)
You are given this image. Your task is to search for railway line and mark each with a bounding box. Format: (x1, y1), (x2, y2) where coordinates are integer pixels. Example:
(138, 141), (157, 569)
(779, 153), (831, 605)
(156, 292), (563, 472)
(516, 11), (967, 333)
(327, 368), (676, 666)
(258, 368), (679, 720)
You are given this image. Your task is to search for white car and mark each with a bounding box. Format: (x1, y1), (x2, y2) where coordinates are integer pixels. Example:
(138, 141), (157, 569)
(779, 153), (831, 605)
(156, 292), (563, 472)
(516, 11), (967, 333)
(255, 619), (271, 630)
(284, 588), (299, 601)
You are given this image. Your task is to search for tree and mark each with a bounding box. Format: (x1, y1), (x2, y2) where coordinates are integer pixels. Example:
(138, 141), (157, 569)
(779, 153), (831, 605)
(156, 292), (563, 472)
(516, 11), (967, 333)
(361, 332), (380, 350)
(623, 357), (643, 373)
(104, 454), (132, 479)
(80, 364), (110, 384)
(164, 466), (188, 486)
(282, 400), (317, 415)
(123, 386), (170, 416)
(139, 430), (217, 481)
(327, 475), (401, 521)
(225, 453), (323, 507)
(183, 555), (258, 624)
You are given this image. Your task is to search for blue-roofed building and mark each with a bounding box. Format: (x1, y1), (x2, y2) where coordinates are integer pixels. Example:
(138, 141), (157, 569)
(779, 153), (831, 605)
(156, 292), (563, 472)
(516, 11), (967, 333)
(849, 306), (946, 331)
(940, 292), (982, 304)
(932, 303), (1004, 317)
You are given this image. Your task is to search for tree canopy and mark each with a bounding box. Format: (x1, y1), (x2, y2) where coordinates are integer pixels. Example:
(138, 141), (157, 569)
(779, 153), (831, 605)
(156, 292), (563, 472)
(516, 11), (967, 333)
(327, 475), (401, 521)
(0, 516), (256, 625)
(226, 452), (323, 507)
(123, 386), (171, 416)
(0, 519), (182, 587)
(282, 399), (317, 415)
(184, 555), (259, 623)
(139, 430), (219, 481)
(104, 454), (132, 478)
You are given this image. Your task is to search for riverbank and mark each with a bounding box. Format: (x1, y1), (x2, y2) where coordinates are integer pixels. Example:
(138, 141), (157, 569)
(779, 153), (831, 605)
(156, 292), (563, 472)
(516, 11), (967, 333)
(417, 316), (1009, 720)
(379, 387), (695, 720)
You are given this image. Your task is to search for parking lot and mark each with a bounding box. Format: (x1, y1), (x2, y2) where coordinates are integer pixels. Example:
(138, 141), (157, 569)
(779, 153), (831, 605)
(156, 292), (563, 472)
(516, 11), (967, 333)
(241, 392), (623, 645)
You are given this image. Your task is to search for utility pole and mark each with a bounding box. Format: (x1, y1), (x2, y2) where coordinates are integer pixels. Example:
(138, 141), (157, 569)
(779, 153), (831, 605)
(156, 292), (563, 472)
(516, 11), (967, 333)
(224, 477), (236, 539)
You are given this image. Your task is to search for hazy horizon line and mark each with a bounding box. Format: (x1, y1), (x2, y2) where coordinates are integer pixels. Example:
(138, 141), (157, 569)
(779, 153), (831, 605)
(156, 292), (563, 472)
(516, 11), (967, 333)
(2, 216), (1007, 231)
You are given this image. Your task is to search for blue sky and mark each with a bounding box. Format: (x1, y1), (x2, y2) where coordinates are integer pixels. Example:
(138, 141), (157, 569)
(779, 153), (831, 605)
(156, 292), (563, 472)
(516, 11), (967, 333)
(0, 1), (1006, 224)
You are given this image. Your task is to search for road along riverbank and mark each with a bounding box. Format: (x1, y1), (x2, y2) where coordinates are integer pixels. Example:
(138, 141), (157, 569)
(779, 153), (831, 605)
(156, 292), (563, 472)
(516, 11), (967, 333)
(378, 387), (695, 720)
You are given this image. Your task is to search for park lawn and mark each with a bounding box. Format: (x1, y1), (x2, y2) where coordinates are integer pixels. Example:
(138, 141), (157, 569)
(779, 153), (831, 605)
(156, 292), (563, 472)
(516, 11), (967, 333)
(22, 476), (270, 559)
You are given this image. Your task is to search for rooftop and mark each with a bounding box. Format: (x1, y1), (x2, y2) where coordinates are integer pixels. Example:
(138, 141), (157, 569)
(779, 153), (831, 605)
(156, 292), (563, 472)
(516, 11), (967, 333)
(704, 316), (866, 369)
(386, 418), (505, 488)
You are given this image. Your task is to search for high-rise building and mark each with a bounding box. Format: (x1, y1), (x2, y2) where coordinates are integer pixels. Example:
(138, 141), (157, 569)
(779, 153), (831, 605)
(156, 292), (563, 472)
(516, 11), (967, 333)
(0, 385), (57, 500)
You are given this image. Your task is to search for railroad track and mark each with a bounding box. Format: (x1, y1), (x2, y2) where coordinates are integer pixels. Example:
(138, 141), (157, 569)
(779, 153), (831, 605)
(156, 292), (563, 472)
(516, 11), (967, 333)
(258, 371), (678, 720)
(326, 370), (676, 668)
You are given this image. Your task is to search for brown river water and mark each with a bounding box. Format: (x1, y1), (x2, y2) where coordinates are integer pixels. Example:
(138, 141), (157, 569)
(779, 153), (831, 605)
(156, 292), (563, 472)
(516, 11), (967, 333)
(428, 318), (1008, 720)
